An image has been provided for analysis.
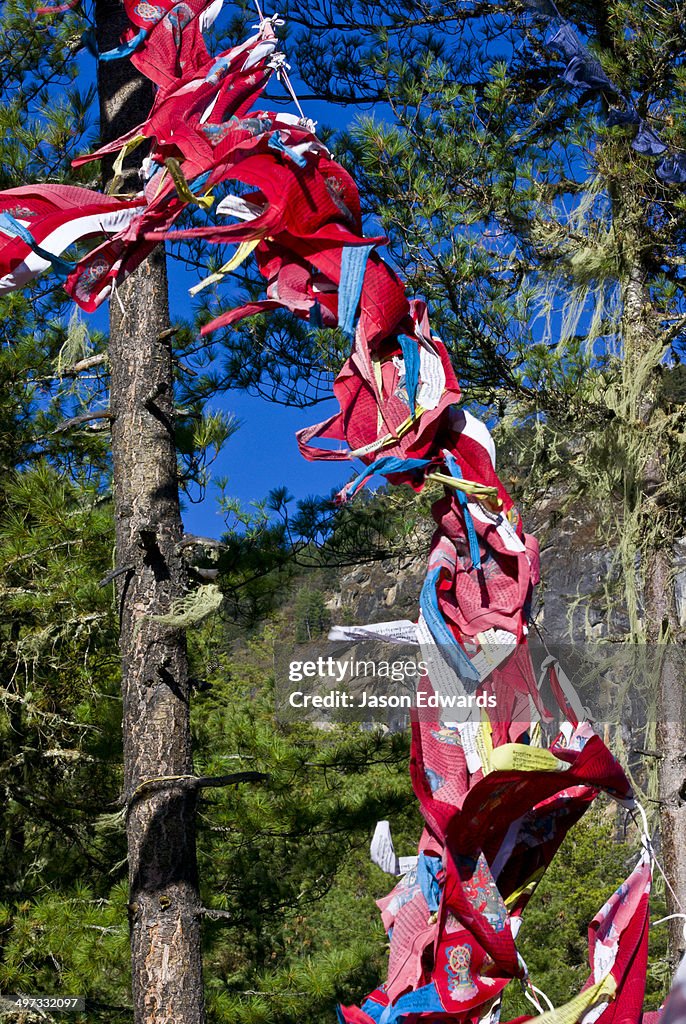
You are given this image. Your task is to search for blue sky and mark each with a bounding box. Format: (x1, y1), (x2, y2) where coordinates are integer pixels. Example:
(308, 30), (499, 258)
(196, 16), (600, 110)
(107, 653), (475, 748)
(180, 390), (349, 535)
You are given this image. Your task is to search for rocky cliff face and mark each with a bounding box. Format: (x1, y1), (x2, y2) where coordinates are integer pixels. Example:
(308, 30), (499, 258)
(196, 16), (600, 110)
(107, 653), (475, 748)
(325, 490), (686, 641)
(325, 553), (425, 626)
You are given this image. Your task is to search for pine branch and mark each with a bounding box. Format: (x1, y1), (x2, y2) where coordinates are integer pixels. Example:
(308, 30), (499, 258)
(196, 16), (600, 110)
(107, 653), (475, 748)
(126, 771), (269, 810)
(197, 772), (268, 789)
(53, 410), (113, 434)
(58, 353), (108, 376)
(98, 564), (135, 588)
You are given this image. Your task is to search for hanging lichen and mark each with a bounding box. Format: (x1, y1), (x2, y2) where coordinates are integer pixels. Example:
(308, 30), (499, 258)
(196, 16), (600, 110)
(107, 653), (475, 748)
(148, 584), (223, 629)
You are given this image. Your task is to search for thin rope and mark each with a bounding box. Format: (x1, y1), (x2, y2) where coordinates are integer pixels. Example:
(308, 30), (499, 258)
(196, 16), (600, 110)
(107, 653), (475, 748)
(523, 985), (544, 1015)
(532, 978), (556, 1011)
(279, 66), (307, 121)
(651, 856), (683, 913)
(652, 913), (686, 943)
(632, 799), (653, 855)
(523, 980), (556, 1015)
(111, 278), (126, 317)
(632, 800), (685, 913)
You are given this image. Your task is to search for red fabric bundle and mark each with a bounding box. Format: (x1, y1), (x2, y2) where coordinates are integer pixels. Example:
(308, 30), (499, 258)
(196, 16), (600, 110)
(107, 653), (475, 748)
(0, 185), (145, 296)
(409, 693), (471, 842)
(428, 495), (538, 640)
(127, 0), (217, 86)
(297, 330), (458, 465)
(441, 851), (520, 978)
(148, 142), (366, 242)
(73, 22), (279, 171)
(432, 917), (513, 1014)
(65, 185), (185, 311)
(446, 732), (632, 861)
(587, 854), (652, 1024)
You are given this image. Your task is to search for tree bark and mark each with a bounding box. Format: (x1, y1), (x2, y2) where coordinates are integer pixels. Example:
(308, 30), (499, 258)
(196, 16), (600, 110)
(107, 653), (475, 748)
(619, 214), (686, 967)
(647, 552), (686, 967)
(94, 4), (205, 1021)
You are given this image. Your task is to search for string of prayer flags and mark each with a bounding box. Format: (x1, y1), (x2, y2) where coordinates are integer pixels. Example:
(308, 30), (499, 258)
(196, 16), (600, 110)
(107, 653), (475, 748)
(14, 4), (673, 1021)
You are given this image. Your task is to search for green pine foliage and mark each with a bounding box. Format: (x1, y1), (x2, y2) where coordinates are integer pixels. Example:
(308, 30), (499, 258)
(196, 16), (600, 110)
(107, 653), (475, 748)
(0, 9), (130, 1017)
(0, 0), (94, 190)
(189, 620), (419, 1024)
(293, 587), (331, 641)
(295, 2), (686, 598)
(0, 465), (131, 1023)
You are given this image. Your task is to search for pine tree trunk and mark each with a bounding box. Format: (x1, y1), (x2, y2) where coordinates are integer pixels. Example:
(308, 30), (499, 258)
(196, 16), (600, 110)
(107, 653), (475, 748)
(646, 551), (686, 967)
(95, 4), (205, 1021)
(621, 241), (686, 967)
